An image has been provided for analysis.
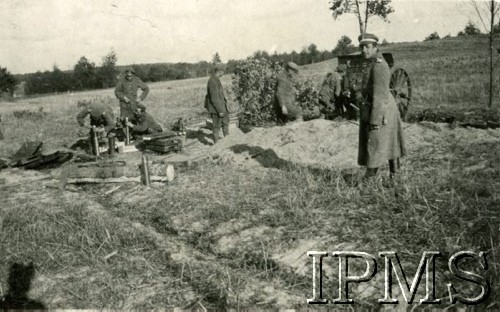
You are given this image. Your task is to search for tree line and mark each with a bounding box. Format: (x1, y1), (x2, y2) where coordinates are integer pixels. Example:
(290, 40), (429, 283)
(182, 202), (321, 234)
(10, 38), (358, 97)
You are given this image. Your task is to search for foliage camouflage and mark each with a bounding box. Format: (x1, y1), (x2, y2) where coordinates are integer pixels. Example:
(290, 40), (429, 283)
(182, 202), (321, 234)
(231, 58), (321, 127)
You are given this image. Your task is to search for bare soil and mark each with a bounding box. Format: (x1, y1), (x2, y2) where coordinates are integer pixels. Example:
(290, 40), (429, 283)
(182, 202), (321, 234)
(1, 119), (499, 309)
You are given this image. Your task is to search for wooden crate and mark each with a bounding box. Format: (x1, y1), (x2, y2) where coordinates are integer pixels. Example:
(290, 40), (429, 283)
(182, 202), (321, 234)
(144, 136), (184, 154)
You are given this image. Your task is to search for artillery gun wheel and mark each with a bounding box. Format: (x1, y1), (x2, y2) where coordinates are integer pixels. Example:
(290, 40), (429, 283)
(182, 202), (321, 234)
(390, 68), (412, 121)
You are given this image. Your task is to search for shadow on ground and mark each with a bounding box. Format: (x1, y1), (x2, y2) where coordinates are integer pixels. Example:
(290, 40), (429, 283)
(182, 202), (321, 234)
(0, 262), (46, 310)
(186, 129), (213, 146)
(230, 144), (363, 186)
(230, 144), (294, 170)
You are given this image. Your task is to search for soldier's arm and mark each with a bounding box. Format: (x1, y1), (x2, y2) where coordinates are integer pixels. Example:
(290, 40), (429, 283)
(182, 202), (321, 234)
(208, 77), (225, 113)
(369, 62), (390, 127)
(334, 75), (342, 98)
(318, 78), (332, 104)
(76, 109), (89, 127)
(131, 123), (148, 133)
(138, 79), (150, 101)
(114, 81), (127, 101)
(130, 115), (150, 133)
(102, 111), (116, 133)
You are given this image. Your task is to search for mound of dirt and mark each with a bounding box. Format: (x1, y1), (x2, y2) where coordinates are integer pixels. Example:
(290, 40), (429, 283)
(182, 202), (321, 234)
(197, 119), (500, 169)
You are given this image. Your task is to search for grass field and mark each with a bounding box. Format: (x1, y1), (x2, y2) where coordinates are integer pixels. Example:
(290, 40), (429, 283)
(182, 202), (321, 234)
(0, 36), (499, 309)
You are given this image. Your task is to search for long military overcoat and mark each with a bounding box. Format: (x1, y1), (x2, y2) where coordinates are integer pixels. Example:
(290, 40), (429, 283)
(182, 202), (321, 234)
(358, 52), (406, 168)
(206, 74), (228, 115)
(274, 73), (303, 121)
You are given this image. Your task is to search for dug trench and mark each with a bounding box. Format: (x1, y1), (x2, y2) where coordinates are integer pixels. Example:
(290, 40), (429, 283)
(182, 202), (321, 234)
(1, 119), (499, 309)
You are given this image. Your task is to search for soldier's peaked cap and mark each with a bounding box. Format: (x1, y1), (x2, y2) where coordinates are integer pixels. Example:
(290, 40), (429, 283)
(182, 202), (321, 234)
(358, 33), (379, 45)
(286, 62), (299, 72)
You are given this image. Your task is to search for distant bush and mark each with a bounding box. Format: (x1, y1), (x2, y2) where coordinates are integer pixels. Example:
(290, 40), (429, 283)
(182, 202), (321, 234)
(459, 21), (481, 36)
(12, 106), (47, 121)
(76, 97), (115, 109)
(231, 58), (322, 127)
(425, 32), (441, 41)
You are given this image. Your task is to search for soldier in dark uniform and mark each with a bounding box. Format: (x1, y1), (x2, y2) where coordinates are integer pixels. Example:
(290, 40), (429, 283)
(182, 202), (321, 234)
(319, 64), (347, 119)
(114, 68), (150, 121)
(357, 33), (406, 179)
(126, 104), (163, 136)
(205, 64), (229, 144)
(275, 62), (303, 124)
(76, 100), (115, 136)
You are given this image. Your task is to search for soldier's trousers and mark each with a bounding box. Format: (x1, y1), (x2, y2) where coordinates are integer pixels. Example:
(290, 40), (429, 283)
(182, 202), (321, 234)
(119, 101), (139, 122)
(365, 158), (401, 178)
(211, 113), (229, 143)
(275, 102), (303, 124)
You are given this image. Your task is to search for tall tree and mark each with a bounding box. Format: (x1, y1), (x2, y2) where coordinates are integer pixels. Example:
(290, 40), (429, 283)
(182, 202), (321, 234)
(73, 56), (97, 90)
(0, 66), (17, 96)
(212, 52), (222, 64)
(469, 0), (500, 107)
(333, 35), (356, 56)
(308, 43), (319, 64)
(329, 0), (394, 34)
(50, 65), (69, 92)
(463, 21), (482, 35)
(98, 49), (118, 88)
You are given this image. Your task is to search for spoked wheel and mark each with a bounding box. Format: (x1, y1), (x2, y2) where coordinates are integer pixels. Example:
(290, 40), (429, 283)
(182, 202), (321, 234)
(390, 68), (412, 121)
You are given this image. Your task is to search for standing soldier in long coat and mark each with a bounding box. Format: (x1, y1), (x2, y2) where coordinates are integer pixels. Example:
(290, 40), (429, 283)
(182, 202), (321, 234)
(114, 68), (150, 122)
(357, 33), (406, 179)
(275, 62), (304, 124)
(205, 64), (229, 144)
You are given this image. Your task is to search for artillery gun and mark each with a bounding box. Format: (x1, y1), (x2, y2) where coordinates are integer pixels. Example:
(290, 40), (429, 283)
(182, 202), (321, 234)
(338, 52), (412, 121)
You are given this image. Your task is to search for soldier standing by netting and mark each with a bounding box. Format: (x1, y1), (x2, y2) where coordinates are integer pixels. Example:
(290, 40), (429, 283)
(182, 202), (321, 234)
(114, 68), (150, 121)
(275, 62), (304, 124)
(205, 64), (229, 144)
(319, 64), (347, 119)
(356, 33), (406, 179)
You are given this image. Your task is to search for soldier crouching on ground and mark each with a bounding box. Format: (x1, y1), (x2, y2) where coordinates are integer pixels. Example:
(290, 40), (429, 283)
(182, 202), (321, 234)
(114, 67), (150, 122)
(76, 100), (115, 137)
(275, 62), (304, 124)
(356, 33), (406, 180)
(126, 104), (163, 137)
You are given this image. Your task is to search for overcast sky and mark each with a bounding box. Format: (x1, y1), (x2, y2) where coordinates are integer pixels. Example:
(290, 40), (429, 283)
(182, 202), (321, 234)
(0, 0), (481, 74)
